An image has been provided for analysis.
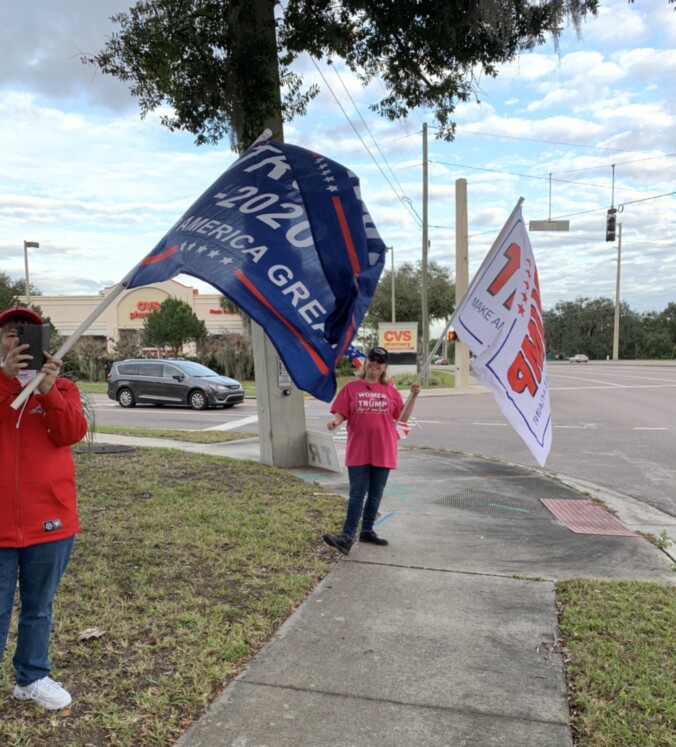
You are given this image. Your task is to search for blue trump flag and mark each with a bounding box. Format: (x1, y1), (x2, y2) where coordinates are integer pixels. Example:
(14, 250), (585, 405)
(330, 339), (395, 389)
(122, 135), (387, 401)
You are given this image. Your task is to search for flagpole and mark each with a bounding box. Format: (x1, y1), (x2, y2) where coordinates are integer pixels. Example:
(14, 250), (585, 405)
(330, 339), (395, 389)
(10, 283), (128, 410)
(399, 316), (456, 423)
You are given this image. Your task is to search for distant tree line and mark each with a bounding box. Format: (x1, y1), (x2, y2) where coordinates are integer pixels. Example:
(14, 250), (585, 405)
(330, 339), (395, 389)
(544, 297), (676, 360)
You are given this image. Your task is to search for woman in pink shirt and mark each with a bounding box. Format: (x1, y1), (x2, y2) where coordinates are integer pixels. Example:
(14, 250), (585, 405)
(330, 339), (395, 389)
(323, 347), (420, 555)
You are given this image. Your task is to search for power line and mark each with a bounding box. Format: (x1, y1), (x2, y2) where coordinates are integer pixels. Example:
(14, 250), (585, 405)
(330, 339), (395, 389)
(331, 62), (412, 202)
(429, 159), (668, 196)
(432, 123), (662, 155)
(309, 57), (423, 227)
(468, 190), (676, 238)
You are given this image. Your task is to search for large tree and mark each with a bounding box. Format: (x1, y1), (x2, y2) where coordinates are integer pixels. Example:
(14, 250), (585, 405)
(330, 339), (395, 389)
(143, 297), (208, 355)
(86, 0), (601, 150)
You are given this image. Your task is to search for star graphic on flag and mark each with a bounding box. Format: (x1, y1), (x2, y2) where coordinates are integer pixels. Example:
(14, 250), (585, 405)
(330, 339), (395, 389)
(208, 249), (219, 258)
(518, 303), (525, 316)
(220, 256), (233, 266)
(196, 245), (208, 254)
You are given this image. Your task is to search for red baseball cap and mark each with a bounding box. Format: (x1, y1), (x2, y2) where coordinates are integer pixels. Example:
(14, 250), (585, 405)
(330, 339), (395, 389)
(0, 306), (43, 327)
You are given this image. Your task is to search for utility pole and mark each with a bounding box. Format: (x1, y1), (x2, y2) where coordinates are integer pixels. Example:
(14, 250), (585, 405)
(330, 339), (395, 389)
(421, 123), (429, 385)
(390, 246), (395, 323)
(612, 222), (622, 361)
(23, 241), (39, 305)
(250, 0), (307, 467)
(455, 179), (470, 389)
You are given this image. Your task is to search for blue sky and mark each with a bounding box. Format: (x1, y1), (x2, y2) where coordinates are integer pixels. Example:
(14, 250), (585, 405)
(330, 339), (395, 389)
(1, 0), (674, 314)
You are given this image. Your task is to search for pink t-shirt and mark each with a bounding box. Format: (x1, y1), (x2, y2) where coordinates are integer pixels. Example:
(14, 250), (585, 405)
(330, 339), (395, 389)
(331, 379), (404, 468)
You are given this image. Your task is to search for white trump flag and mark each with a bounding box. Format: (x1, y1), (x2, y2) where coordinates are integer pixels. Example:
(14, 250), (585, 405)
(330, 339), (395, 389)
(451, 200), (552, 466)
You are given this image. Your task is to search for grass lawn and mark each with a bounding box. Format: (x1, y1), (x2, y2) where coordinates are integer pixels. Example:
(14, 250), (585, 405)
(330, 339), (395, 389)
(0, 448), (344, 746)
(1, 429), (673, 745)
(557, 578), (676, 747)
(92, 425), (254, 443)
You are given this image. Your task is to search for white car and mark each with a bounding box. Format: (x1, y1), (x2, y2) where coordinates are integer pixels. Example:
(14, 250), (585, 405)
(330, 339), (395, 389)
(569, 354), (589, 363)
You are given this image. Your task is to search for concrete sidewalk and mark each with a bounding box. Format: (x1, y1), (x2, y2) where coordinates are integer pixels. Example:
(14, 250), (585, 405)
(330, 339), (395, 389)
(93, 431), (674, 747)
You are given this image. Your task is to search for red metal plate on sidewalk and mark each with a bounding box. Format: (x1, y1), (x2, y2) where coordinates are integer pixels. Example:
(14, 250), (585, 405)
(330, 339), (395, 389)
(541, 499), (638, 536)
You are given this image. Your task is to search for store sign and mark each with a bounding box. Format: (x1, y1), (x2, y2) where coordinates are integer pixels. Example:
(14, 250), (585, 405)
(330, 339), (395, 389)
(379, 322), (417, 352)
(129, 301), (161, 319)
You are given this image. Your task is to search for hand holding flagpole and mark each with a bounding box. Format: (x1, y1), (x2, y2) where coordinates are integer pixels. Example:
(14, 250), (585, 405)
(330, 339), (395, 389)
(10, 284), (127, 410)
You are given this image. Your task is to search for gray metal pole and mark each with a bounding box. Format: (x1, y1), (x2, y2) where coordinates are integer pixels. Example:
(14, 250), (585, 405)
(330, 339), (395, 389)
(612, 222), (622, 361)
(390, 246), (395, 323)
(421, 123), (429, 385)
(454, 179), (470, 389)
(23, 241), (38, 305)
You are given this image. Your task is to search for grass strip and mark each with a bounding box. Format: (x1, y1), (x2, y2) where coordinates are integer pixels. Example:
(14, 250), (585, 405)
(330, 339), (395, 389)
(93, 425), (254, 443)
(0, 448), (344, 746)
(557, 578), (676, 747)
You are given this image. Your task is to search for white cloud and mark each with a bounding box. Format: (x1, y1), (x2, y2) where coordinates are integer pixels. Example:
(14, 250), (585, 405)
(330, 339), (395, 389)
(0, 0), (674, 314)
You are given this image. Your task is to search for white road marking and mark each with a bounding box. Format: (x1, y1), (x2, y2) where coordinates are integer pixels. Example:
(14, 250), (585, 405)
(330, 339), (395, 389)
(549, 383), (676, 391)
(205, 415), (259, 431)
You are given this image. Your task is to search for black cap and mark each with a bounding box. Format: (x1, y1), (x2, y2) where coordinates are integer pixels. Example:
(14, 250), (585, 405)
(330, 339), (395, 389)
(367, 347), (388, 363)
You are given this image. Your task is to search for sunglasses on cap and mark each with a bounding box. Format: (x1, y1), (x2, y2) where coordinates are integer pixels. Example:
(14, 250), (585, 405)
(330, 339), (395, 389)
(368, 355), (386, 364)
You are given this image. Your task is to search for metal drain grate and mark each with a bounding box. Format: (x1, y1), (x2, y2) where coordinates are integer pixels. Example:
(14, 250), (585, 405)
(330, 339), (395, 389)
(434, 489), (553, 520)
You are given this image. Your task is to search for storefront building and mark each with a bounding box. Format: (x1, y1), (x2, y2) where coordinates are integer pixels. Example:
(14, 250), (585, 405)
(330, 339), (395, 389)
(23, 279), (243, 351)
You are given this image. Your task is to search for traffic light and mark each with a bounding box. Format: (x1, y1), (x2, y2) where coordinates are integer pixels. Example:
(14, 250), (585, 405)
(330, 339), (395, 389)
(606, 208), (617, 242)
(448, 329), (457, 342)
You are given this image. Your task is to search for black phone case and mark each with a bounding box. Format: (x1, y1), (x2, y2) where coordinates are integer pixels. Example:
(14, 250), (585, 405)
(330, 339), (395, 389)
(17, 323), (51, 370)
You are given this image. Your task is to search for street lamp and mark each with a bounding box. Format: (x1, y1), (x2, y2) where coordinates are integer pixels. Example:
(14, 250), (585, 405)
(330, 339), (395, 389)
(23, 241), (39, 305)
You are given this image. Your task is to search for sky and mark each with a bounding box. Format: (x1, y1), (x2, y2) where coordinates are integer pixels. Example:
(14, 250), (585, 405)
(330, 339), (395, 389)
(1, 0), (675, 317)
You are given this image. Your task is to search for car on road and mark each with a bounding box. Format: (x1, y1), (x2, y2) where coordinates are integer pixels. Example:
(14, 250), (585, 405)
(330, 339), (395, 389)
(107, 359), (245, 410)
(569, 354), (590, 363)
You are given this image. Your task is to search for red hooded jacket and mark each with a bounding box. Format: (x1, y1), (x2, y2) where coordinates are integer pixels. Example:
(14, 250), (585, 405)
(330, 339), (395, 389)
(0, 368), (88, 547)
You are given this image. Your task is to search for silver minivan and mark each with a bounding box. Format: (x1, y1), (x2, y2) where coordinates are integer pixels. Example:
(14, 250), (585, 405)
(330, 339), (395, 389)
(107, 359), (245, 410)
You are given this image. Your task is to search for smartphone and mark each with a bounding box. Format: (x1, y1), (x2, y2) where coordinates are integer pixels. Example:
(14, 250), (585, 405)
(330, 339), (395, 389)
(16, 323), (51, 370)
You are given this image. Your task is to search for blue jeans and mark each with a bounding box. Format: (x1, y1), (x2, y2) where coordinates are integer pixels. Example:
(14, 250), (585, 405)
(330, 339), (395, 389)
(343, 465), (391, 540)
(0, 537), (74, 685)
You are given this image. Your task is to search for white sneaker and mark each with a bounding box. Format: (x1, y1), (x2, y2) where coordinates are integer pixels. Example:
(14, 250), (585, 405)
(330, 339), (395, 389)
(13, 676), (72, 710)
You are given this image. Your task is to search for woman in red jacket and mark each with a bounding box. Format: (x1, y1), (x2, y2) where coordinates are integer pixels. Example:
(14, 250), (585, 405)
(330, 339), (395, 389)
(0, 306), (87, 710)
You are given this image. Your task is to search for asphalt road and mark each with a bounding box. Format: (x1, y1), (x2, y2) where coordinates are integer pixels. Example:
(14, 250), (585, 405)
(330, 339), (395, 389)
(93, 361), (676, 518)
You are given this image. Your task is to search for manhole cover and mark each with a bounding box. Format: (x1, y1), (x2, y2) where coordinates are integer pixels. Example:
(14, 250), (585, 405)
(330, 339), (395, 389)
(434, 489), (553, 520)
